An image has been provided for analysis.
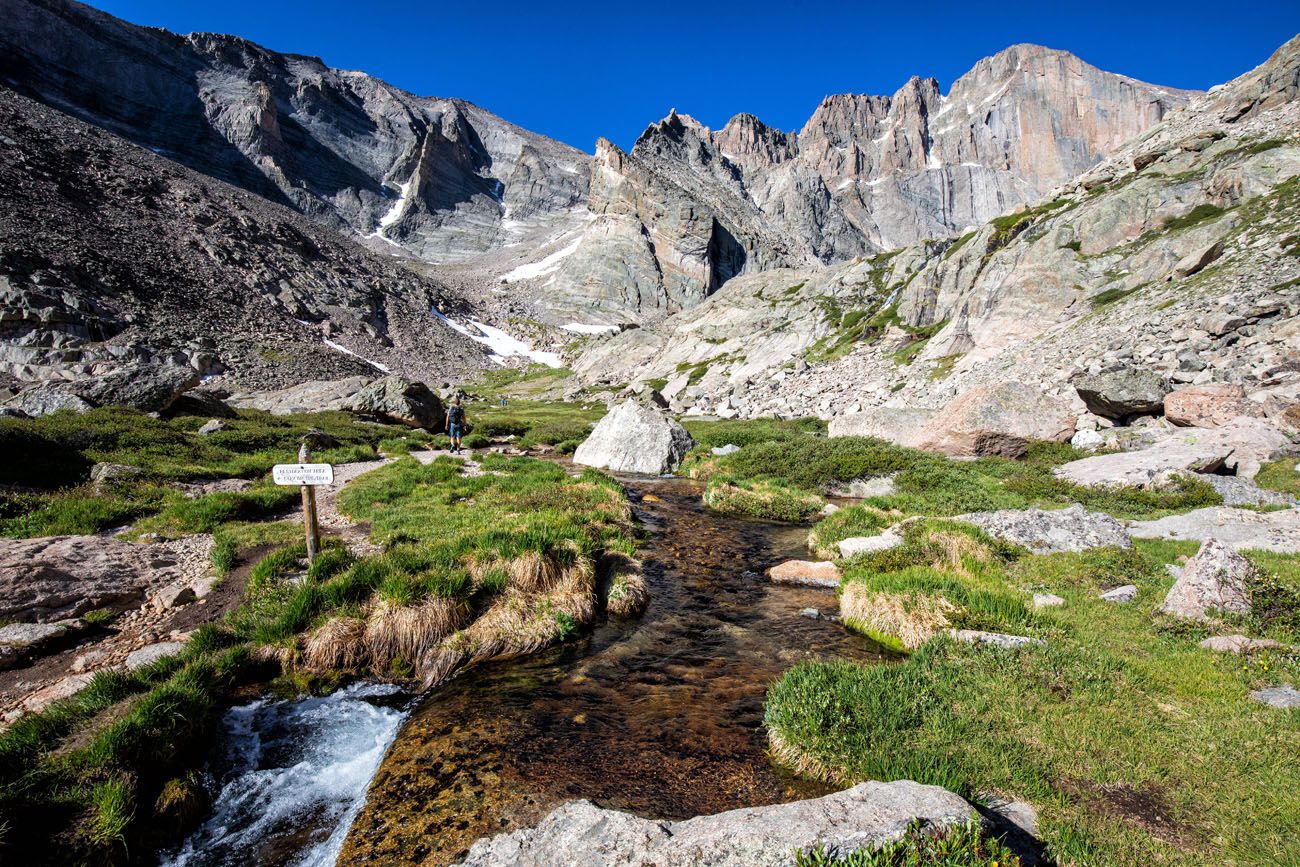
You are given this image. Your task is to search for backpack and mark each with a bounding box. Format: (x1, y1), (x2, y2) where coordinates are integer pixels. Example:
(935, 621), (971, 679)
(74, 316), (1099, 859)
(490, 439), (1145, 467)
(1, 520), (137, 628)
(448, 404), (465, 425)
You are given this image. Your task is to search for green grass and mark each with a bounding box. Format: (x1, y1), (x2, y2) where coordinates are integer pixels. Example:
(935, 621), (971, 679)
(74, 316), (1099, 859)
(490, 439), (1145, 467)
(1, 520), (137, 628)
(1160, 203), (1228, 232)
(807, 505), (894, 559)
(1255, 458), (1300, 498)
(1090, 286), (1140, 308)
(702, 478), (825, 522)
(684, 416), (826, 448)
(766, 535), (1300, 866)
(129, 485), (299, 539)
(796, 819), (1020, 866)
(691, 431), (1219, 521)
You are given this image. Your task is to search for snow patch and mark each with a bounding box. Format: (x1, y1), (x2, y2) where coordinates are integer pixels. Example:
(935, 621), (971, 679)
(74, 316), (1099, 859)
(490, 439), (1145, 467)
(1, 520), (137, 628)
(323, 338), (390, 373)
(560, 322), (620, 335)
(432, 308), (563, 368)
(500, 238), (581, 282)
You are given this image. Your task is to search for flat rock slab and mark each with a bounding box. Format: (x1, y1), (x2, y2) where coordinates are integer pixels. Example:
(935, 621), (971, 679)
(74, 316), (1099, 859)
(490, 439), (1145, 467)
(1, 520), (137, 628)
(454, 780), (978, 867)
(0, 621), (70, 649)
(769, 560), (842, 588)
(1128, 507), (1300, 553)
(1250, 685), (1300, 709)
(125, 641), (186, 671)
(838, 533), (903, 558)
(1200, 635), (1287, 654)
(1053, 443), (1229, 488)
(1100, 585), (1137, 603)
(955, 503), (1131, 553)
(950, 630), (1045, 649)
(0, 535), (199, 622)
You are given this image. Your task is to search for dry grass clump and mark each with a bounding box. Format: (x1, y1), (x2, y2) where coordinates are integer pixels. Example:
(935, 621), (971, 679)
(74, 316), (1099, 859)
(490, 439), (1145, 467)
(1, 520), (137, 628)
(600, 551), (649, 618)
(927, 530), (996, 575)
(303, 616), (367, 671)
(840, 583), (956, 652)
(417, 554), (597, 686)
(363, 597), (472, 671)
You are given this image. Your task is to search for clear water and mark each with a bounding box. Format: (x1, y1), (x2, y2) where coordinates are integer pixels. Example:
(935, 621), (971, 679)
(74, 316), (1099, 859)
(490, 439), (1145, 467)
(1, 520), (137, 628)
(159, 682), (408, 867)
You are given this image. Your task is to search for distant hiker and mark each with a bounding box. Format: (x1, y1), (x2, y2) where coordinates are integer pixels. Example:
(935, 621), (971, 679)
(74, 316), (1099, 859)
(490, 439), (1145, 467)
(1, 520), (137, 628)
(447, 397), (467, 452)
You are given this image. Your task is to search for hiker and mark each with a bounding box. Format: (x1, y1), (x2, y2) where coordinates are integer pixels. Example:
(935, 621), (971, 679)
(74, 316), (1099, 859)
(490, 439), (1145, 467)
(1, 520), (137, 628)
(446, 397), (467, 452)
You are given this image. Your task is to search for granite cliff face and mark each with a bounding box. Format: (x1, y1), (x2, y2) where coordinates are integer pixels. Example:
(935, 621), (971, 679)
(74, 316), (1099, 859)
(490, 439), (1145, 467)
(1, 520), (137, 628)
(571, 36), (1300, 429)
(0, 0), (591, 264)
(536, 44), (1194, 323)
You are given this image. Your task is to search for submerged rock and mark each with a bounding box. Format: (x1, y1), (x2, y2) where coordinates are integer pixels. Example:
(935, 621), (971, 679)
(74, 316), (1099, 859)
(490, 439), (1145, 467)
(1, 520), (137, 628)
(573, 400), (695, 475)
(768, 560), (841, 588)
(453, 779), (979, 867)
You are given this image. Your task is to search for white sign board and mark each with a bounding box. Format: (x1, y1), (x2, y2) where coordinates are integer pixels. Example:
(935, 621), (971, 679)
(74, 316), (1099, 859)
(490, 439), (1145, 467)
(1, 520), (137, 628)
(272, 463), (334, 486)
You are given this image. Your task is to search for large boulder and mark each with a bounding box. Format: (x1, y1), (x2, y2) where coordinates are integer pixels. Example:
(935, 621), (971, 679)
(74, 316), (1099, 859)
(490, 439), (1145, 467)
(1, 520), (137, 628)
(6, 363), (198, 417)
(453, 780), (978, 867)
(573, 400), (695, 474)
(1164, 384), (1260, 428)
(1158, 538), (1254, 620)
(229, 376), (373, 415)
(827, 407), (937, 448)
(1073, 368), (1170, 420)
(916, 382), (1076, 458)
(954, 504), (1131, 553)
(342, 376), (444, 429)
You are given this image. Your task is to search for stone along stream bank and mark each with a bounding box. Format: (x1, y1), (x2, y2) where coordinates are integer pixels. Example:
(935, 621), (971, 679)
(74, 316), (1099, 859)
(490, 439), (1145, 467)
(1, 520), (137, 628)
(167, 475), (882, 865)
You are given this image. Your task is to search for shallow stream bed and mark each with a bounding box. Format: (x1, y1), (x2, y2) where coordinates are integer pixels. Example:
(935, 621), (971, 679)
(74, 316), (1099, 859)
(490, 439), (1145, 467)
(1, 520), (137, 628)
(167, 476), (880, 866)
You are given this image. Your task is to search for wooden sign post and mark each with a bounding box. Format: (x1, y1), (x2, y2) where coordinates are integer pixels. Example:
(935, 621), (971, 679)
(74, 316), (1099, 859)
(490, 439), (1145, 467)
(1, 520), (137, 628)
(271, 444), (334, 565)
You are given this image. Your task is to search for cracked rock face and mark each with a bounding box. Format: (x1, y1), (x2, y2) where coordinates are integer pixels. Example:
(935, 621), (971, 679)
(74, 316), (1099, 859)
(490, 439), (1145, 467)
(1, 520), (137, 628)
(453, 780), (979, 867)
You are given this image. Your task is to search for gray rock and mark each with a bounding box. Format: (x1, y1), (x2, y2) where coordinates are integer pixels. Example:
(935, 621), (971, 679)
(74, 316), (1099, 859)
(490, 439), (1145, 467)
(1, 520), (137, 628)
(197, 419), (227, 435)
(1173, 241), (1224, 279)
(799, 608), (820, 619)
(711, 444), (741, 456)
(831, 475), (898, 498)
(1073, 368), (1170, 419)
(1199, 635), (1286, 654)
(89, 462), (144, 488)
(125, 641), (186, 671)
(1070, 429), (1105, 450)
(1250, 685), (1300, 709)
(1158, 538), (1254, 620)
(151, 584), (196, 610)
(167, 388), (239, 419)
(838, 533), (903, 558)
(7, 363), (198, 417)
(231, 377), (373, 415)
(950, 630), (1045, 649)
(828, 407), (938, 448)
(1100, 584), (1138, 603)
(342, 376), (444, 429)
(916, 381), (1077, 458)
(573, 401), (695, 475)
(1202, 475), (1296, 507)
(454, 780), (979, 867)
(955, 504), (1131, 553)
(1032, 593), (1065, 609)
(1129, 507), (1300, 553)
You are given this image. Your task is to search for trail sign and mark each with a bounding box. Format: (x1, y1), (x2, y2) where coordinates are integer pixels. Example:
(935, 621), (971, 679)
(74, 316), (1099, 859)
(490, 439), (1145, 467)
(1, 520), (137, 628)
(272, 463), (334, 486)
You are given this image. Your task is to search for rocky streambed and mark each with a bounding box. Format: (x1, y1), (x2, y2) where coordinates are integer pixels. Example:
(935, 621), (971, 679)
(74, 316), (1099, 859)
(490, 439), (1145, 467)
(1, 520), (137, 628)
(169, 475), (882, 866)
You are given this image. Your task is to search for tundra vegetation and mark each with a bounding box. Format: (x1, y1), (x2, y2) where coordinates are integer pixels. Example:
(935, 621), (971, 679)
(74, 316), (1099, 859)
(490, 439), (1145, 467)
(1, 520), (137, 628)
(676, 420), (1300, 866)
(0, 400), (634, 862)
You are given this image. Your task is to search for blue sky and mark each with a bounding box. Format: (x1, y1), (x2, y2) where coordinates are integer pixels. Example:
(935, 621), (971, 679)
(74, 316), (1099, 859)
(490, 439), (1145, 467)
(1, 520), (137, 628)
(87, 0), (1298, 153)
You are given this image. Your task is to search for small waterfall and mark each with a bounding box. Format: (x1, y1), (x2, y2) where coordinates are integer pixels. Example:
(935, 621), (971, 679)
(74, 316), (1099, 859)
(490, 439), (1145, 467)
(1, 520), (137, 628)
(160, 682), (408, 867)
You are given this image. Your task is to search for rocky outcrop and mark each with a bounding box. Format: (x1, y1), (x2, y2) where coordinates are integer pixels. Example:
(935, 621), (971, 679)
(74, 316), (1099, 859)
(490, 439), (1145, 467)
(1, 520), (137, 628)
(572, 401), (695, 475)
(1052, 442), (1231, 488)
(1159, 538), (1255, 620)
(230, 377), (373, 414)
(955, 504), (1131, 553)
(6, 363), (198, 416)
(342, 376), (444, 429)
(0, 535), (205, 622)
(453, 780), (979, 867)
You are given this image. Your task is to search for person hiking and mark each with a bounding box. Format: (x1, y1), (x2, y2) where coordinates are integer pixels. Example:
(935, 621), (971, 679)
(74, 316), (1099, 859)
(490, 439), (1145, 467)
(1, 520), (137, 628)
(446, 397), (467, 452)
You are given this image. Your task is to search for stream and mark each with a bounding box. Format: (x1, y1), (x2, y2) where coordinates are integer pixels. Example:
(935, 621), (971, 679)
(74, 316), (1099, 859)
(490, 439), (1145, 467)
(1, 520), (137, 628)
(162, 476), (881, 866)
